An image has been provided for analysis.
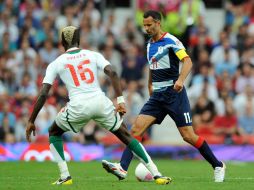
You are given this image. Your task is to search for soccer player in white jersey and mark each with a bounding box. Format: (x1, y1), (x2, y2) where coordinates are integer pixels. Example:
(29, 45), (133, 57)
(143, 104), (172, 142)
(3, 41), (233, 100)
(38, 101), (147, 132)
(26, 26), (171, 185)
(102, 10), (226, 183)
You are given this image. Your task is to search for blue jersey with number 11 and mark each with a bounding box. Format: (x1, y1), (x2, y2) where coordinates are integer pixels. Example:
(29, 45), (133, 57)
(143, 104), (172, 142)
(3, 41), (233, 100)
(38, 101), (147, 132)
(147, 33), (188, 91)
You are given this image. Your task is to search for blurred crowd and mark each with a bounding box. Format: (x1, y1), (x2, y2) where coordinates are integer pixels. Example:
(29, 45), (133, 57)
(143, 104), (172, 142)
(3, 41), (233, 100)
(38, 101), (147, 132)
(0, 0), (254, 145)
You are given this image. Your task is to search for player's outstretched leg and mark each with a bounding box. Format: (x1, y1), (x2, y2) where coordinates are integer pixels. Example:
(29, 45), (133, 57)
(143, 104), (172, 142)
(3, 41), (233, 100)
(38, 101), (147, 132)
(179, 126), (226, 182)
(104, 124), (172, 185)
(49, 122), (72, 185)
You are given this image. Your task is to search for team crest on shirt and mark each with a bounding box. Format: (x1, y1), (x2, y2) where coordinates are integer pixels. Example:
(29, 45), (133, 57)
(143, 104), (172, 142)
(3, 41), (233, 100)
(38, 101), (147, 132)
(158, 46), (164, 54)
(176, 40), (181, 46)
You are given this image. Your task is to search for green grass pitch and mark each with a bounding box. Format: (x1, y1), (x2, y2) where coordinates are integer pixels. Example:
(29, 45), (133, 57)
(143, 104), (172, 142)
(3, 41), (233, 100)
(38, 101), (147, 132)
(0, 160), (253, 190)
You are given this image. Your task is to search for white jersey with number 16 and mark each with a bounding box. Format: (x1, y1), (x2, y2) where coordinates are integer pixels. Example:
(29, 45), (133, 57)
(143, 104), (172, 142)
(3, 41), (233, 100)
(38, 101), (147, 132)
(43, 47), (110, 101)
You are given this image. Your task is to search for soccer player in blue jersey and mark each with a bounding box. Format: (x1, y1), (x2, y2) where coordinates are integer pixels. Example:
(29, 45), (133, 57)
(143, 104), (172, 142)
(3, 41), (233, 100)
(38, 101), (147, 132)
(102, 10), (226, 182)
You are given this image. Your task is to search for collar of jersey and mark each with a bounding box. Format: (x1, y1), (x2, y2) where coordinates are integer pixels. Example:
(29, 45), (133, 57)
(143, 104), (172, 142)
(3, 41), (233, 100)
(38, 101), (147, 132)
(150, 32), (167, 43)
(66, 47), (81, 54)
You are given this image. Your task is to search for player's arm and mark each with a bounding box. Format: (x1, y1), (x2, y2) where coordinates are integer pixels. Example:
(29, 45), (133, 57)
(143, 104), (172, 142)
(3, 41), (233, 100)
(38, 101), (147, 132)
(148, 69), (153, 96)
(104, 65), (126, 115)
(26, 61), (57, 142)
(26, 83), (51, 142)
(174, 49), (193, 92)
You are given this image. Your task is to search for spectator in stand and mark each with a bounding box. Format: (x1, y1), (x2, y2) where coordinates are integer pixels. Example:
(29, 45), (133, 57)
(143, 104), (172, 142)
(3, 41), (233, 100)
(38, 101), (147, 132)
(81, 0), (101, 29)
(79, 14), (101, 49)
(210, 38), (239, 67)
(126, 44), (146, 72)
(225, 1), (250, 35)
(0, 102), (16, 143)
(213, 99), (240, 144)
(17, 1), (41, 30)
(192, 90), (216, 128)
(236, 23), (249, 56)
(135, 1), (151, 31)
(0, 31), (17, 54)
(35, 16), (58, 47)
(16, 55), (38, 84)
(121, 44), (146, 87)
(0, 10), (19, 43)
(100, 44), (122, 76)
(0, 81), (6, 95)
(235, 64), (254, 94)
(18, 0), (43, 22)
(240, 36), (254, 66)
(178, 0), (206, 46)
(188, 69), (218, 107)
(35, 101), (57, 137)
(16, 25), (36, 50)
(101, 12), (119, 37)
(123, 80), (144, 128)
(15, 98), (33, 142)
(238, 100), (254, 135)
(120, 17), (144, 48)
(189, 18), (213, 61)
(1, 68), (17, 96)
(192, 49), (212, 75)
(14, 38), (37, 67)
(0, 0), (19, 17)
(39, 39), (59, 65)
(215, 49), (237, 77)
(15, 72), (37, 100)
(52, 84), (68, 109)
(191, 65), (216, 86)
(233, 84), (254, 117)
(55, 4), (79, 31)
(15, 112), (28, 142)
(213, 28), (229, 48)
(121, 58), (143, 85)
(215, 74), (235, 115)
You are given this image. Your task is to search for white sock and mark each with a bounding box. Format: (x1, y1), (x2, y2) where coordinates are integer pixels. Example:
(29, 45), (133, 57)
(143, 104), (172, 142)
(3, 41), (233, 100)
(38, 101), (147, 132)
(50, 143), (70, 179)
(132, 143), (161, 177)
(144, 162), (161, 177)
(58, 161), (70, 179)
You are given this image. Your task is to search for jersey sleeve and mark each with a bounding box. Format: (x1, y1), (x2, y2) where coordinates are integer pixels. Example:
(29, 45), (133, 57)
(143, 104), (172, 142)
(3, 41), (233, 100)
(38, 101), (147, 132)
(42, 61), (58, 85)
(94, 52), (111, 70)
(165, 36), (189, 60)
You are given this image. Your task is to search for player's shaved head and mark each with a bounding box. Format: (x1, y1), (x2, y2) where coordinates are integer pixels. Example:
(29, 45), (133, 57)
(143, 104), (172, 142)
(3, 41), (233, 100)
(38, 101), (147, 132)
(61, 26), (80, 50)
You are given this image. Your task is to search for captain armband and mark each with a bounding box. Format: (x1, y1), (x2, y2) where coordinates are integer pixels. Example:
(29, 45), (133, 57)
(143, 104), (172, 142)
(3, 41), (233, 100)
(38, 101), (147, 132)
(175, 49), (189, 61)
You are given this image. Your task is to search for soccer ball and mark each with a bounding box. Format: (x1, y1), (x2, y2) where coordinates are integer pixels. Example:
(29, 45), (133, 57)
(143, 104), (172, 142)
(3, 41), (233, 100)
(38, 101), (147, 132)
(135, 163), (154, 182)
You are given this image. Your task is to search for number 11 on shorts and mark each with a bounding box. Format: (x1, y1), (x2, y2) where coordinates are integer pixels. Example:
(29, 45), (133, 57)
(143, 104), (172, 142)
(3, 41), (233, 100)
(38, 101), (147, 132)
(184, 112), (192, 124)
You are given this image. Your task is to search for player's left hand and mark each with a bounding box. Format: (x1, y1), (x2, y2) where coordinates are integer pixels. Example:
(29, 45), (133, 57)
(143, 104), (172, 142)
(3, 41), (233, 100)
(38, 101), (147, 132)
(116, 103), (127, 116)
(173, 79), (184, 92)
(26, 122), (36, 143)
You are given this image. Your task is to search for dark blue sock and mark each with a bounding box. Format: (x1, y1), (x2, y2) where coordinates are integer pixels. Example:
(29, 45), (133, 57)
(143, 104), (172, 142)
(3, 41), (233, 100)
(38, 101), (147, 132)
(198, 141), (223, 169)
(120, 147), (133, 171)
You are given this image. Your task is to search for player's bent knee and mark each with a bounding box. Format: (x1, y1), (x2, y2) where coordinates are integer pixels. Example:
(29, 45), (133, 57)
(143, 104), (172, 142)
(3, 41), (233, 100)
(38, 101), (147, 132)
(182, 135), (192, 143)
(48, 122), (64, 136)
(113, 125), (132, 145)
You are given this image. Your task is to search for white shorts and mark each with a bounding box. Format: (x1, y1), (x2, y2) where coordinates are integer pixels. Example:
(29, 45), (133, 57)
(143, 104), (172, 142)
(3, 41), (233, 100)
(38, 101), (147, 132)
(55, 94), (123, 133)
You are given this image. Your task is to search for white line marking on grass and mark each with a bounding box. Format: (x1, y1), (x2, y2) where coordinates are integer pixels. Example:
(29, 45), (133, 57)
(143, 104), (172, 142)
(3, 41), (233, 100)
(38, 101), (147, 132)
(227, 177), (254, 180)
(179, 176), (254, 180)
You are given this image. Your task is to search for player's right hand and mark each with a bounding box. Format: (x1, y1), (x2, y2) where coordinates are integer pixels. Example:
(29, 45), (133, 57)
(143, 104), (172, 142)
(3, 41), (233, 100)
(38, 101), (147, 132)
(116, 103), (127, 116)
(173, 78), (184, 92)
(26, 122), (36, 143)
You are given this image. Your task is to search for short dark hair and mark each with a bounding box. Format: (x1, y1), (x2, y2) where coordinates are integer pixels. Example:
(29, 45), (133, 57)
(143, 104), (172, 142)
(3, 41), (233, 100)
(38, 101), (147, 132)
(143, 10), (161, 21)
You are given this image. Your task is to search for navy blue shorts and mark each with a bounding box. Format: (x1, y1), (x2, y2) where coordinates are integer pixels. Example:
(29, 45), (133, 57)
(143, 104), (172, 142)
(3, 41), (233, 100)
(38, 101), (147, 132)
(140, 86), (192, 127)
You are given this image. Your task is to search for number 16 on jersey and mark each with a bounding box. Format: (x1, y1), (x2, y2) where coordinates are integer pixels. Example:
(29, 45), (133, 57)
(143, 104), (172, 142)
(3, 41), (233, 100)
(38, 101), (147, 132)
(65, 59), (94, 86)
